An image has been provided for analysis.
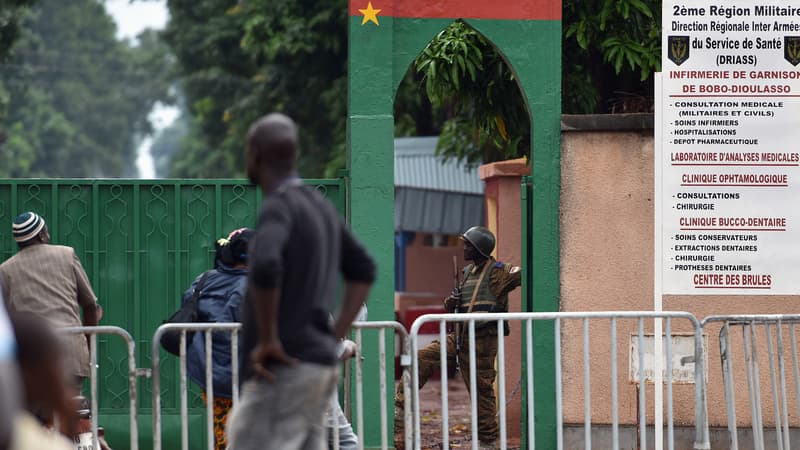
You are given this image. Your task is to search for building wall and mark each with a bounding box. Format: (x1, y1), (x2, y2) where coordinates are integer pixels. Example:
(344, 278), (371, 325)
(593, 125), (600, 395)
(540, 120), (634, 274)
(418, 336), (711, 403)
(396, 125), (800, 431)
(395, 233), (466, 326)
(404, 234), (465, 295)
(559, 128), (800, 428)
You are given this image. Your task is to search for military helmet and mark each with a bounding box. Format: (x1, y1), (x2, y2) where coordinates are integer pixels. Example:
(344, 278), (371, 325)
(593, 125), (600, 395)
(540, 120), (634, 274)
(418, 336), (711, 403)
(461, 226), (495, 258)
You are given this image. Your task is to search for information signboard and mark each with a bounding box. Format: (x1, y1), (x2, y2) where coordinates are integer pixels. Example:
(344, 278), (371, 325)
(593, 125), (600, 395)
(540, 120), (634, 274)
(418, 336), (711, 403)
(660, 1), (800, 294)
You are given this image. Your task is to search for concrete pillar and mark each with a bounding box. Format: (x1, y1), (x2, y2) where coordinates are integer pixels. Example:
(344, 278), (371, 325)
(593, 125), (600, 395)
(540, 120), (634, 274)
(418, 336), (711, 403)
(479, 157), (530, 441)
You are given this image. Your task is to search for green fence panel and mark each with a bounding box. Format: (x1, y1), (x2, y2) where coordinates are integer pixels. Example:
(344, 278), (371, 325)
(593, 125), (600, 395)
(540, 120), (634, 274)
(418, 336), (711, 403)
(0, 178), (345, 449)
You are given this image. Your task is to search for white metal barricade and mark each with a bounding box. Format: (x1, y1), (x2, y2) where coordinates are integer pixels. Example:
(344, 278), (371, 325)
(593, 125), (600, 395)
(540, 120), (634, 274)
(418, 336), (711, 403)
(56, 314), (737, 449)
(60, 325), (140, 450)
(342, 321), (412, 450)
(408, 311), (711, 450)
(151, 322), (241, 450)
(151, 321), (409, 450)
(702, 314), (800, 450)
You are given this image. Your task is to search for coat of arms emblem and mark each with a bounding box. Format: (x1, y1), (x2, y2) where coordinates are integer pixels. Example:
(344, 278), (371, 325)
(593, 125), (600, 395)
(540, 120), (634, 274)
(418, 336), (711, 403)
(785, 36), (800, 66)
(668, 36), (690, 66)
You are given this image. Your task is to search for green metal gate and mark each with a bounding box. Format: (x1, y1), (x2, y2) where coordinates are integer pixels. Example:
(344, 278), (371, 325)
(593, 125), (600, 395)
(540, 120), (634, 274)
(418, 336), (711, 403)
(0, 178), (346, 449)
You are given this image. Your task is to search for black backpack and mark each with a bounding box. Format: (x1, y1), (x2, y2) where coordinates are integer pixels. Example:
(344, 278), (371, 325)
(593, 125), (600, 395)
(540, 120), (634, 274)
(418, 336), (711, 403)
(160, 271), (210, 356)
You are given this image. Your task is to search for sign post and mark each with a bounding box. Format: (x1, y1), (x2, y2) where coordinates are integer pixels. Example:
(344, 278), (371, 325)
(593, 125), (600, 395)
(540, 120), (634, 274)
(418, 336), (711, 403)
(660, 1), (800, 295)
(654, 72), (665, 450)
(657, 1), (800, 448)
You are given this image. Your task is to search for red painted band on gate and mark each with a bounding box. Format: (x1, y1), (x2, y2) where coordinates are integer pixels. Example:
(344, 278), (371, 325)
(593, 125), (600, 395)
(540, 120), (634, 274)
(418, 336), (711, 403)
(349, 0), (561, 21)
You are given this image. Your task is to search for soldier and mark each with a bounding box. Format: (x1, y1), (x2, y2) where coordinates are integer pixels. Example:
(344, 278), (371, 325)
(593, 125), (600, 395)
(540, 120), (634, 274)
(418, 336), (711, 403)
(395, 226), (521, 450)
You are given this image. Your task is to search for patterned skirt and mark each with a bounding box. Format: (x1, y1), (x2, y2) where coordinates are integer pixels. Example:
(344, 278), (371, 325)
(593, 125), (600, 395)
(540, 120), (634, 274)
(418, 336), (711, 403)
(202, 391), (233, 450)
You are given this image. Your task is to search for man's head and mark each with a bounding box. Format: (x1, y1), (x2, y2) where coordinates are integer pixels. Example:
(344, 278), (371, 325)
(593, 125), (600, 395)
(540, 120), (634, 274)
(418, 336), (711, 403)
(245, 113), (299, 187)
(461, 226), (495, 262)
(12, 212), (49, 248)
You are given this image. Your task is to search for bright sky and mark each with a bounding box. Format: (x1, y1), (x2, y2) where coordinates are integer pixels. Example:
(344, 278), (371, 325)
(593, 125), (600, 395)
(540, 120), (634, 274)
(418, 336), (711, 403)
(105, 0), (177, 178)
(105, 0), (169, 42)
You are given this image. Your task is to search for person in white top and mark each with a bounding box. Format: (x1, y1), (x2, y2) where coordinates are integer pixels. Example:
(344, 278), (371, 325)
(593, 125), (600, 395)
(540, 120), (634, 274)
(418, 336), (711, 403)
(0, 292), (18, 450)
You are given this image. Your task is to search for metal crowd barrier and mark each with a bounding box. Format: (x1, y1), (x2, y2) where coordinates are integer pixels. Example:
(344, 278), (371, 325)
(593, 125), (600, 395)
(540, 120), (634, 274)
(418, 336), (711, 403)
(702, 314), (800, 450)
(69, 315), (800, 450)
(59, 325), (139, 450)
(408, 311), (711, 450)
(342, 321), (412, 450)
(151, 322), (241, 450)
(151, 321), (409, 450)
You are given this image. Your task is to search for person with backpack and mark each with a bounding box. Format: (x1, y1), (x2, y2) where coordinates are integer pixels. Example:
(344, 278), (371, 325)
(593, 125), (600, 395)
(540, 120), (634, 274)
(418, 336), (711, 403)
(185, 228), (253, 450)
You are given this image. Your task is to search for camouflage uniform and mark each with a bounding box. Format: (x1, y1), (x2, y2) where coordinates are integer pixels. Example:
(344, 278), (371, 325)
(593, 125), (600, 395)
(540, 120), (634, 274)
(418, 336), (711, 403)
(395, 258), (521, 445)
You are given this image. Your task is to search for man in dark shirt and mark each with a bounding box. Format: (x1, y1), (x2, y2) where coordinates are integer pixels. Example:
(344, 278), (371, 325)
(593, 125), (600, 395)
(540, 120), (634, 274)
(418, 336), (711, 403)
(227, 113), (376, 450)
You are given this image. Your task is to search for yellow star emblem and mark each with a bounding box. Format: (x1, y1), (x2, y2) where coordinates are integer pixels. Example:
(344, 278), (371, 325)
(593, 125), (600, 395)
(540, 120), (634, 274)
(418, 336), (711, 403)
(359, 2), (381, 26)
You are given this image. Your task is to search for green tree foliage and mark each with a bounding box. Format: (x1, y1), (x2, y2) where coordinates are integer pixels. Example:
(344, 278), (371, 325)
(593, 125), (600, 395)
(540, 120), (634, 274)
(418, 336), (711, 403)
(395, 1), (659, 164)
(166, 0), (661, 172)
(163, 0), (347, 178)
(0, 0), (35, 61)
(0, 0), (173, 177)
(563, 0), (660, 113)
(397, 21), (530, 166)
(0, 0), (36, 146)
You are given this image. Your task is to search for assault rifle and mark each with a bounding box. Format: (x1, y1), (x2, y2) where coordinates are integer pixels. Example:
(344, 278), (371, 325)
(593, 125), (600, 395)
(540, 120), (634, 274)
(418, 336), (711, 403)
(452, 255), (462, 372)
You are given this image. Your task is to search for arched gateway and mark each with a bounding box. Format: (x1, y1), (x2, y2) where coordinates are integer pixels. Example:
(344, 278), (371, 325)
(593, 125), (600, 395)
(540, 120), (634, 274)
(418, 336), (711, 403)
(347, 0), (562, 447)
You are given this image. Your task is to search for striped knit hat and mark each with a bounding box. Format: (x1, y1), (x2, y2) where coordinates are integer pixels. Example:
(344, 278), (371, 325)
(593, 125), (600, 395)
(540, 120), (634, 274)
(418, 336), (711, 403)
(12, 212), (46, 243)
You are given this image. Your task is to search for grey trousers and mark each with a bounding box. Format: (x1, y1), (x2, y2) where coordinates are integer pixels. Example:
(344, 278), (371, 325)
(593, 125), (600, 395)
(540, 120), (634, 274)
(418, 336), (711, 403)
(227, 363), (338, 450)
(326, 397), (358, 450)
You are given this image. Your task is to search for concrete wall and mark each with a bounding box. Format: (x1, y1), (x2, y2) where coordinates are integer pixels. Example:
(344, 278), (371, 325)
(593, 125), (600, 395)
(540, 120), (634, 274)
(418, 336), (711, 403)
(395, 233), (465, 327)
(559, 123), (800, 429)
(404, 235), (465, 295)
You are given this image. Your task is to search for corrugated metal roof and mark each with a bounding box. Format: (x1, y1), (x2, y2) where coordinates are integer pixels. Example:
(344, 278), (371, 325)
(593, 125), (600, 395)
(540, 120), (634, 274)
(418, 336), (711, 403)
(395, 187), (484, 234)
(394, 137), (484, 194)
